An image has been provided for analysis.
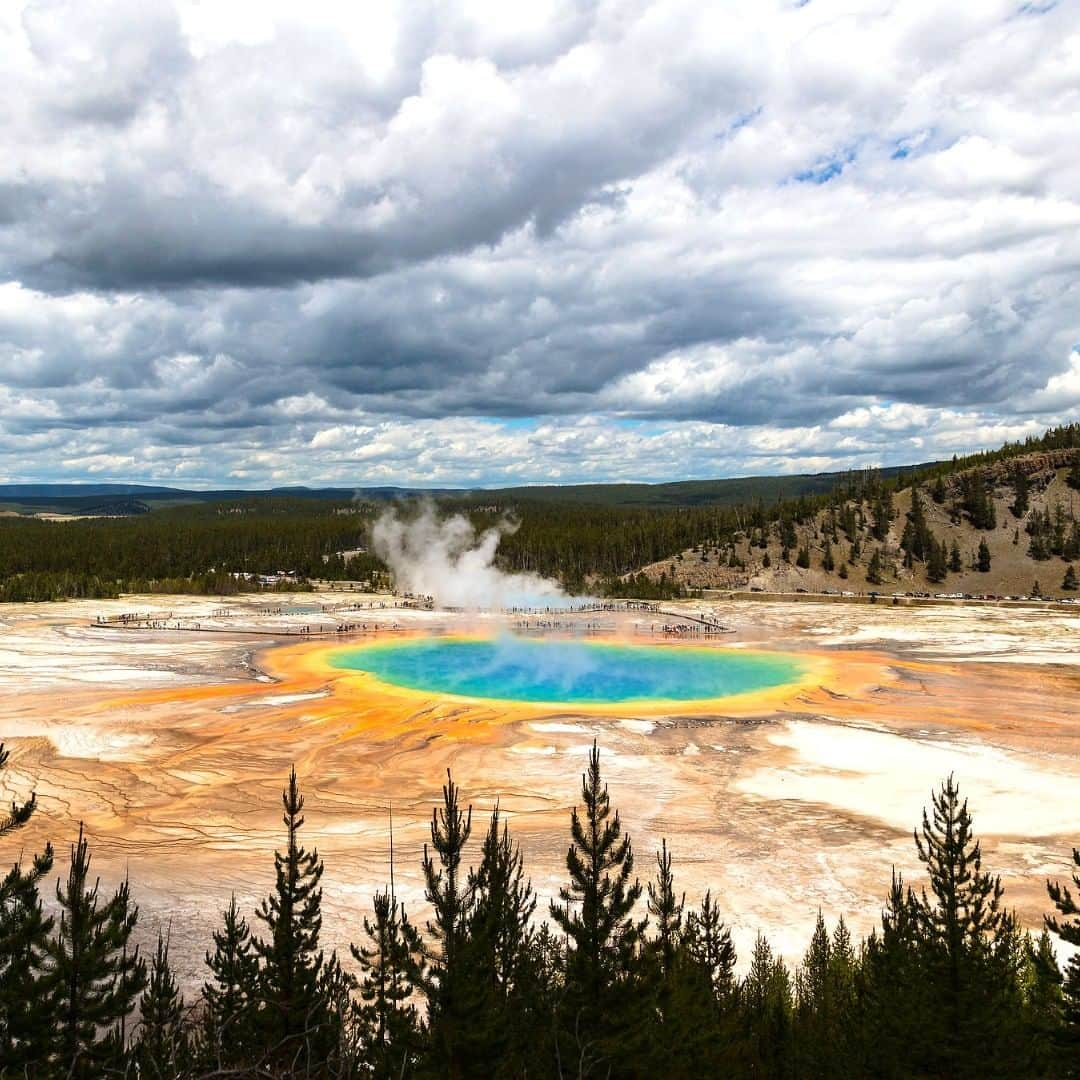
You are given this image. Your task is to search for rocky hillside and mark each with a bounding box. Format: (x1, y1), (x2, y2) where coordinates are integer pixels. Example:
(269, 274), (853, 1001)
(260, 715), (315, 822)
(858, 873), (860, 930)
(631, 449), (1080, 599)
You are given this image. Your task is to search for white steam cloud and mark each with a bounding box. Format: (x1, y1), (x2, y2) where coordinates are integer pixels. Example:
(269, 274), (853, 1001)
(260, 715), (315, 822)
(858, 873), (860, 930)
(370, 501), (573, 610)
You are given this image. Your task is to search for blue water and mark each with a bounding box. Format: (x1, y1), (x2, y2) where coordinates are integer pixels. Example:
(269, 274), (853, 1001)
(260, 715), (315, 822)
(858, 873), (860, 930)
(328, 637), (804, 704)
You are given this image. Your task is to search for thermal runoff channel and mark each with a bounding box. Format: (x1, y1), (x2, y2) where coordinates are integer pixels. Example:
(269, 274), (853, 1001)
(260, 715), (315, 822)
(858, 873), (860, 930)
(328, 636), (806, 704)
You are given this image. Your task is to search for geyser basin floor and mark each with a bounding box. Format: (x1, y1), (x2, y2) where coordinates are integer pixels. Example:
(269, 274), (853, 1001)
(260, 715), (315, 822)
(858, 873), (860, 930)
(1, 594), (1078, 986)
(327, 636), (807, 705)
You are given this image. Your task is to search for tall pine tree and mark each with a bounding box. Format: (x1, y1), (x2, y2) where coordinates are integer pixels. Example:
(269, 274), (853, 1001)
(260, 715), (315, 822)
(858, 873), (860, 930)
(44, 824), (147, 1078)
(458, 805), (541, 1075)
(551, 741), (645, 1074)
(253, 767), (329, 1069)
(417, 769), (474, 1079)
(911, 774), (1024, 1078)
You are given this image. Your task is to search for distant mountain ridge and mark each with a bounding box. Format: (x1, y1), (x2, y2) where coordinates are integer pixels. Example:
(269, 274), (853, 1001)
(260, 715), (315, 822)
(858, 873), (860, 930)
(0, 483), (183, 498)
(0, 463), (938, 511)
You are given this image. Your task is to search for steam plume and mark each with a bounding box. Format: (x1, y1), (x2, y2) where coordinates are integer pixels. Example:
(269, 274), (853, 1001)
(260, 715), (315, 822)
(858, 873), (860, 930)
(370, 501), (572, 610)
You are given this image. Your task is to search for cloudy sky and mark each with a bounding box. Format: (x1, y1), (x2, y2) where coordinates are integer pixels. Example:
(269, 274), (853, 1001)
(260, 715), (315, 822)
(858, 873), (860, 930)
(2, 0), (1079, 487)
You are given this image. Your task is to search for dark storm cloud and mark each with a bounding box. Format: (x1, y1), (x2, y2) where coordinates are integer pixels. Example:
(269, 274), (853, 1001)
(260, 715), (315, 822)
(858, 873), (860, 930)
(0, 0), (1078, 486)
(5, 0), (751, 297)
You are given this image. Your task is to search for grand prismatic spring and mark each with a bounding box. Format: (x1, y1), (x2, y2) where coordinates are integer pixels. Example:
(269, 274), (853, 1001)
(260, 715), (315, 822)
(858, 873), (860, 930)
(1, 592), (1079, 987)
(327, 637), (808, 705)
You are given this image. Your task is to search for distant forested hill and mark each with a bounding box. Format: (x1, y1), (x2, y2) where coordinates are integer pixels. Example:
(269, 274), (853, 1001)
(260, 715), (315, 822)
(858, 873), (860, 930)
(0, 463), (923, 514)
(1, 424), (1077, 601)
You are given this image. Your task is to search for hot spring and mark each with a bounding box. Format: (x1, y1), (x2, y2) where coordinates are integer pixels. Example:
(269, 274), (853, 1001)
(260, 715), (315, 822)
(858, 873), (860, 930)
(327, 636), (807, 704)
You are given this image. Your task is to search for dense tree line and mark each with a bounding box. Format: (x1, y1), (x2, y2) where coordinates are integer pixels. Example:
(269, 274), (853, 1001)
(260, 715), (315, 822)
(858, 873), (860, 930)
(901, 423), (1080, 490)
(0, 500), (381, 601)
(2, 740), (1078, 1077)
(473, 477), (897, 593)
(0, 489), (854, 603)
(2, 426), (1079, 603)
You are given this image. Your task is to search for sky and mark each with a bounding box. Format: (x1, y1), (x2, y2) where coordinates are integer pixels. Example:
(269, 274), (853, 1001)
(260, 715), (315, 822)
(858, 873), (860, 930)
(1, 0), (1079, 488)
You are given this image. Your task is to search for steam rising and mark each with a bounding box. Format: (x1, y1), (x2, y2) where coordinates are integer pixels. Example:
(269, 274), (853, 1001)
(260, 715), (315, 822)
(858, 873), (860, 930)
(371, 501), (572, 610)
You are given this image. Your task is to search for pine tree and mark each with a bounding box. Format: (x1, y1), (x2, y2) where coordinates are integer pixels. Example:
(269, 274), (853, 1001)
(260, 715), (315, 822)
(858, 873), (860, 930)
(1046, 846), (1080, 1060)
(0, 850), (55, 1072)
(1019, 930), (1064, 1075)
(826, 917), (860, 1076)
(1063, 564), (1078, 591)
(133, 930), (189, 1078)
(911, 775), (1023, 1077)
(796, 545), (811, 569)
(317, 950), (362, 1070)
(871, 491), (893, 541)
(1066, 524), (1080, 562)
(863, 870), (928, 1077)
(793, 912), (862, 1079)
(867, 548), (884, 585)
(742, 934), (794, 1078)
(201, 894), (259, 1070)
(927, 537), (948, 583)
(962, 473), (997, 530)
(44, 824), (147, 1078)
(1010, 467), (1031, 518)
(795, 912), (831, 1077)
(0, 742), (55, 1072)
(646, 839), (684, 982)
(353, 888), (422, 1079)
(467, 806), (535, 996)
(683, 890), (737, 1006)
(551, 741), (645, 1072)
(950, 540), (963, 573)
(906, 487), (934, 562)
(978, 537), (992, 572)
(650, 889), (743, 1076)
(417, 770), (474, 1078)
(253, 767), (328, 1068)
(457, 805), (540, 1076)
(648, 862), (743, 1078)
(0, 742), (37, 839)
(902, 535), (915, 570)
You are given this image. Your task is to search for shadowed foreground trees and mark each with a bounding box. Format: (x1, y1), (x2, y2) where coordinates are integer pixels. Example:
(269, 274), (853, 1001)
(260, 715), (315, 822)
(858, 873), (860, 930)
(1046, 845), (1080, 1064)
(1, 747), (1079, 1077)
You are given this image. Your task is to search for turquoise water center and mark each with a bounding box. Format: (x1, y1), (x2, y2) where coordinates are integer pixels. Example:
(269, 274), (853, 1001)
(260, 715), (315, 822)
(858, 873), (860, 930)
(328, 637), (805, 704)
